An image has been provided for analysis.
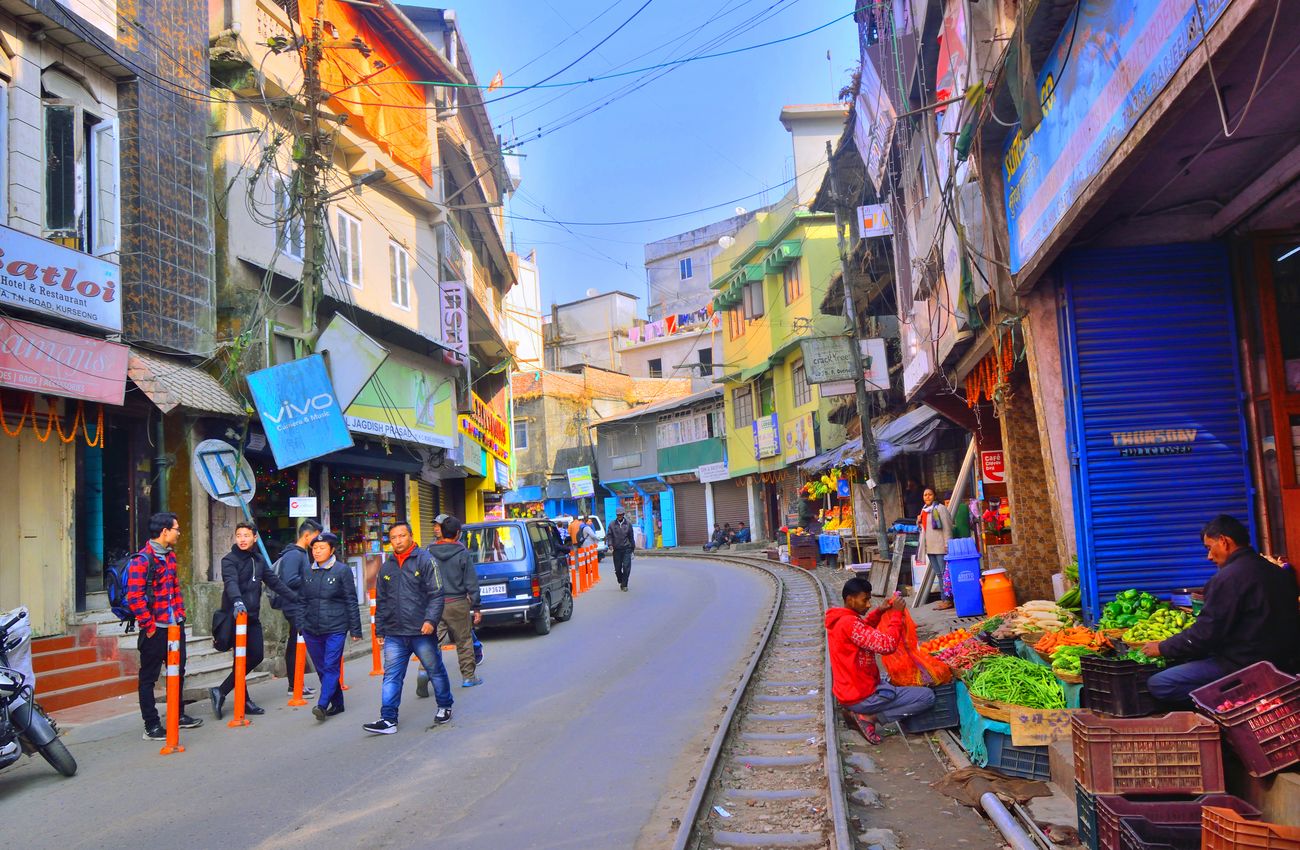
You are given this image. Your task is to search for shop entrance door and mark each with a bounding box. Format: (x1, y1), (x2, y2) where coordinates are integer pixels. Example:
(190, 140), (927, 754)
(75, 418), (137, 612)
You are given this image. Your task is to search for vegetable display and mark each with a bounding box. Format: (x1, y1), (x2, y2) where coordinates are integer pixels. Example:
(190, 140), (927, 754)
(976, 616), (1003, 634)
(1035, 627), (1109, 655)
(921, 628), (972, 654)
(966, 656), (1067, 709)
(1121, 607), (1196, 643)
(1121, 648), (1166, 667)
(989, 601), (1078, 638)
(1050, 645), (1101, 676)
(1058, 586), (1082, 611)
(1097, 589), (1169, 630)
(934, 638), (1000, 671)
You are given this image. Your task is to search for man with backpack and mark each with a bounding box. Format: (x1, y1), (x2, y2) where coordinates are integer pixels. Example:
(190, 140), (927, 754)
(125, 512), (204, 740)
(275, 519), (321, 696)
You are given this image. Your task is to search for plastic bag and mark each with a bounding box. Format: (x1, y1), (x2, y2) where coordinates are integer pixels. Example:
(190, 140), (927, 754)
(879, 608), (953, 687)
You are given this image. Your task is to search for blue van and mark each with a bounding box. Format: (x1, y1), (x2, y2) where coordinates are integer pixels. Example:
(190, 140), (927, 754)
(464, 519), (574, 636)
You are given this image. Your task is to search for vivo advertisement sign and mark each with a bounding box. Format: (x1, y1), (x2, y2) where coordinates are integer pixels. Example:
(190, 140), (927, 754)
(247, 355), (353, 468)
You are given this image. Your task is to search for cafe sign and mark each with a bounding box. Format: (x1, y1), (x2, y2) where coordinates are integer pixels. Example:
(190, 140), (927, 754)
(0, 224), (121, 333)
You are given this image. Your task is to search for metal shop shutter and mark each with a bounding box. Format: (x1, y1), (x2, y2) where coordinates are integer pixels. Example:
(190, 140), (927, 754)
(1060, 243), (1252, 618)
(673, 482), (708, 545)
(416, 481), (439, 544)
(712, 478), (750, 532)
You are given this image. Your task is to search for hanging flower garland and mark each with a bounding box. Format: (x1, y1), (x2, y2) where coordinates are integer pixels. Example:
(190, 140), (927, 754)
(0, 394), (104, 447)
(965, 327), (1018, 409)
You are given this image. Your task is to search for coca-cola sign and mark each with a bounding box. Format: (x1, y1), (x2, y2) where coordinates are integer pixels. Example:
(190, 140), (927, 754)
(0, 316), (128, 404)
(0, 224), (121, 333)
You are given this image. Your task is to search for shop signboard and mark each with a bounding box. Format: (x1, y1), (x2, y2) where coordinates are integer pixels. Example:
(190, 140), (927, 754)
(819, 380), (856, 397)
(854, 52), (896, 193)
(697, 461), (730, 483)
(288, 496), (318, 517)
(0, 223), (121, 333)
(981, 450), (1005, 484)
(458, 390), (510, 462)
(345, 358), (455, 449)
(861, 338), (889, 391)
(566, 465), (594, 497)
(438, 281), (468, 357)
(247, 355), (353, 468)
(0, 316), (128, 404)
(494, 458), (511, 490)
(856, 204), (893, 239)
(315, 314), (388, 409)
(458, 431), (485, 476)
(1002, 0), (1229, 272)
(782, 412), (816, 463)
(799, 337), (856, 383)
(752, 413), (780, 460)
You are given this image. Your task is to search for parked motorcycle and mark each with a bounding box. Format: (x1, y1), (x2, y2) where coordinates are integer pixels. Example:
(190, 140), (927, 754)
(0, 607), (76, 777)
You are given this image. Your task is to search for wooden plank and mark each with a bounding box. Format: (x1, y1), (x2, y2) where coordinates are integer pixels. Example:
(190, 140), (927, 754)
(1009, 708), (1079, 747)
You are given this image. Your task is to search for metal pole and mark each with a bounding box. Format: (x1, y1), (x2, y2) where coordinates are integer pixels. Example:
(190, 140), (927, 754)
(825, 141), (890, 556)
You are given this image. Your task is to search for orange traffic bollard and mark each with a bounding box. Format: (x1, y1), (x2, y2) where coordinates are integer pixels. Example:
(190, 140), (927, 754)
(585, 545), (595, 587)
(288, 633), (308, 706)
(340, 655), (349, 691)
(570, 553), (580, 595)
(571, 551), (584, 594)
(160, 623), (185, 755)
(593, 545), (601, 584)
(228, 610), (251, 728)
(368, 590), (383, 676)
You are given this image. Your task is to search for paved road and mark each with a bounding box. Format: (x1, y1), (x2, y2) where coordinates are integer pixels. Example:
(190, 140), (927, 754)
(1, 557), (773, 850)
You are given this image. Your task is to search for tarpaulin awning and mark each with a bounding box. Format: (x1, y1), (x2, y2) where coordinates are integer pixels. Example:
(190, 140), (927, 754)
(801, 406), (949, 473)
(128, 350), (245, 416)
(545, 481), (572, 500)
(503, 486), (543, 504)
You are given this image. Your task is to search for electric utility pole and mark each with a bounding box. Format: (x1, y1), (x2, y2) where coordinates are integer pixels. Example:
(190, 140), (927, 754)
(826, 140), (890, 558)
(296, 0), (327, 361)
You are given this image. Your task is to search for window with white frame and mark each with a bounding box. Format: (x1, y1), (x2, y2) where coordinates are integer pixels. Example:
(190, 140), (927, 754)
(609, 427), (642, 469)
(274, 178), (304, 260)
(792, 359), (811, 406)
(733, 385), (754, 429)
(389, 241), (411, 309)
(335, 210), (362, 287)
(42, 96), (118, 256)
(679, 257), (693, 280)
(743, 280), (765, 320)
(513, 419), (529, 451)
(657, 407), (722, 448)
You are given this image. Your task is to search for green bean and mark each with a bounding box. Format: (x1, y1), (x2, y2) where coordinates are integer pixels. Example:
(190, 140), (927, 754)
(967, 656), (1066, 709)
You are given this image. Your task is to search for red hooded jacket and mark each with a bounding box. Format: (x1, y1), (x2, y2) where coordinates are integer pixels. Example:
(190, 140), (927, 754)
(825, 606), (904, 705)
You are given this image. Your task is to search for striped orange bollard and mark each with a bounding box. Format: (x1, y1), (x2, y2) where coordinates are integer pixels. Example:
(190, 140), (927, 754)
(585, 546), (595, 587)
(571, 550), (583, 595)
(368, 590), (383, 676)
(160, 623), (185, 755)
(228, 610), (251, 727)
(340, 655), (349, 691)
(591, 545), (601, 584)
(288, 633), (308, 706)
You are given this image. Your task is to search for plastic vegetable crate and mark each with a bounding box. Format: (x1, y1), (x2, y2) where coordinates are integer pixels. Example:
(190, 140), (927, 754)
(899, 682), (959, 733)
(1076, 783), (1098, 850)
(984, 729), (1050, 781)
(1202, 806), (1300, 850)
(1190, 661), (1300, 777)
(1080, 655), (1159, 717)
(1096, 794), (1260, 850)
(1117, 817), (1200, 850)
(1071, 711), (1224, 795)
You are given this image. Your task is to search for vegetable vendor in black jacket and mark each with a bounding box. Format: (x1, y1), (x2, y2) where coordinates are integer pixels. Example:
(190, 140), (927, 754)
(1142, 515), (1300, 704)
(209, 522), (299, 720)
(298, 533), (362, 720)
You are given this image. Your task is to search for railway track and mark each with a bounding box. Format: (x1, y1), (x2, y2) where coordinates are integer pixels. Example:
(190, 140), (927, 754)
(657, 553), (852, 850)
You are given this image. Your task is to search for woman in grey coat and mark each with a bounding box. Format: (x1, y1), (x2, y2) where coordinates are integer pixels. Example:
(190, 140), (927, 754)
(916, 487), (954, 609)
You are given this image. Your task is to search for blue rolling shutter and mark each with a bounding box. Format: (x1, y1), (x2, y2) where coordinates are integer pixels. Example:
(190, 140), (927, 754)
(1059, 243), (1252, 619)
(660, 488), (677, 548)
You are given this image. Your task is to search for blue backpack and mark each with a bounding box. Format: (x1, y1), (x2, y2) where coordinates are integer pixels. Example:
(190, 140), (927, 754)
(105, 551), (157, 633)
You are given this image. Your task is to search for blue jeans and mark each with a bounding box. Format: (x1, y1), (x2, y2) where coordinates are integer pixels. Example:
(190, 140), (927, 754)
(844, 683), (936, 724)
(382, 634), (452, 721)
(303, 631), (346, 712)
(1148, 657), (1235, 705)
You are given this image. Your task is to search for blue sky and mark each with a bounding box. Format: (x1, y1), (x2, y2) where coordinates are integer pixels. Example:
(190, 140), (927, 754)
(433, 0), (859, 313)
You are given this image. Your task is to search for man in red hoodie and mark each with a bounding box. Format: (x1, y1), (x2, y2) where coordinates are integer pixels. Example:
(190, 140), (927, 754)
(826, 577), (935, 741)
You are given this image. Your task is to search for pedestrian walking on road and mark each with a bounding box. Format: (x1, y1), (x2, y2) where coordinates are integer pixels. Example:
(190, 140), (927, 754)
(429, 515), (482, 689)
(577, 516), (599, 550)
(276, 520), (320, 696)
(126, 512), (204, 740)
(363, 522), (452, 734)
(917, 487), (954, 610)
(298, 533), (362, 721)
(608, 509), (636, 591)
(210, 522), (299, 720)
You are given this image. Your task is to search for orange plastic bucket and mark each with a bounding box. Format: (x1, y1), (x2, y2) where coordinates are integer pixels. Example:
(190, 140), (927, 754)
(981, 568), (1017, 615)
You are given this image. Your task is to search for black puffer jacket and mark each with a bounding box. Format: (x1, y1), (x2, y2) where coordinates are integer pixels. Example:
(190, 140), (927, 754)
(375, 546), (444, 637)
(298, 559), (362, 638)
(608, 518), (636, 551)
(220, 545), (298, 621)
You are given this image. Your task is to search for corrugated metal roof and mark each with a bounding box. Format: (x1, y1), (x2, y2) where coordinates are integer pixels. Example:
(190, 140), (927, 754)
(593, 386), (721, 426)
(128, 350), (246, 416)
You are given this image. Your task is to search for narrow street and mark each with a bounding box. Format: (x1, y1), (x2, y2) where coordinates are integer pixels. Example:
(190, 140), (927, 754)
(1, 558), (772, 850)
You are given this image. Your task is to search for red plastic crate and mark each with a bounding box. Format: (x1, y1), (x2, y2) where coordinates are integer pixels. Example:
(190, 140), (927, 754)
(1072, 711), (1224, 795)
(1095, 794), (1260, 850)
(1190, 662), (1300, 777)
(1202, 806), (1300, 850)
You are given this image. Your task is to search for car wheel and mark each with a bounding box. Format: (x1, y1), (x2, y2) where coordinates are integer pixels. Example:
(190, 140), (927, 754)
(533, 598), (553, 635)
(553, 587), (574, 622)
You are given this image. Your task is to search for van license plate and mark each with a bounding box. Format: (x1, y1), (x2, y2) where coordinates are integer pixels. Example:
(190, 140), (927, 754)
(481, 583), (507, 596)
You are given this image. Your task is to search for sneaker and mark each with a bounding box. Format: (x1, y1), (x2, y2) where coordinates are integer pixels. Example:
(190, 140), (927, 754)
(312, 705), (328, 722)
(621, 584), (628, 592)
(363, 718), (397, 735)
(461, 676), (483, 688)
(143, 724), (166, 741)
(209, 687), (225, 721)
(178, 714), (203, 729)
(433, 707), (452, 725)
(415, 677), (429, 698)
(288, 684), (317, 697)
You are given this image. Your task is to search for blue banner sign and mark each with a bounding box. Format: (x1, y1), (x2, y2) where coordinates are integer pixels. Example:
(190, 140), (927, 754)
(247, 355), (353, 468)
(1003, 0), (1228, 271)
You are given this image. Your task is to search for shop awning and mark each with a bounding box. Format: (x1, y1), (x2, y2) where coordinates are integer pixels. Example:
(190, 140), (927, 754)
(503, 486), (544, 504)
(128, 350), (245, 416)
(801, 406), (949, 473)
(317, 442), (423, 476)
(544, 481), (572, 500)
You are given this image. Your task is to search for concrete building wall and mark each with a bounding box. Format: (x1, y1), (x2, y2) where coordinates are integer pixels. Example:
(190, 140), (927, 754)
(619, 331), (721, 390)
(779, 104), (849, 205)
(547, 291), (639, 372)
(644, 211), (757, 321)
(505, 250), (543, 369)
(594, 421), (658, 482)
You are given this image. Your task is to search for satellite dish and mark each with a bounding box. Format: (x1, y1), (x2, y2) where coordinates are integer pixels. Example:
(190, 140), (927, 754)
(718, 235), (736, 249)
(735, 207), (747, 215)
(585, 287), (599, 297)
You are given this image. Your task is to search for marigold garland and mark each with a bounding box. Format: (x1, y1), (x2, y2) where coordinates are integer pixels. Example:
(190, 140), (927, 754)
(0, 394), (105, 447)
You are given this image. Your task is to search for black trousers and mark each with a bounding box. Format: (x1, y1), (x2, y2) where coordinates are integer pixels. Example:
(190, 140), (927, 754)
(284, 621), (314, 680)
(613, 548), (633, 586)
(138, 625), (187, 727)
(219, 618), (265, 696)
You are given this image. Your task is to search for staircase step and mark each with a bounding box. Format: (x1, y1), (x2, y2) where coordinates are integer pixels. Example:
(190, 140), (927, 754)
(32, 635), (76, 654)
(33, 646), (98, 673)
(37, 676), (138, 713)
(38, 661), (124, 694)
